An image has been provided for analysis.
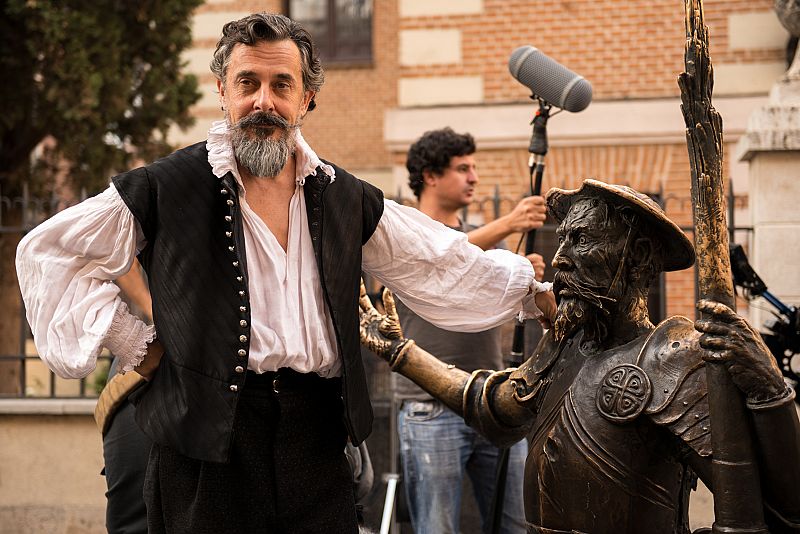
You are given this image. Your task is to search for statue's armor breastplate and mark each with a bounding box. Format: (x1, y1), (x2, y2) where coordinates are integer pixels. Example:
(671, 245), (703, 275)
(524, 333), (694, 534)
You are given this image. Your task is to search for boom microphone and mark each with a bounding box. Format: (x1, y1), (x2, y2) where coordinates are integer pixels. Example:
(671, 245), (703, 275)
(508, 45), (593, 112)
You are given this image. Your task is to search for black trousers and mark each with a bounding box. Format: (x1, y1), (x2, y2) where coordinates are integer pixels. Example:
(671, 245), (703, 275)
(102, 357), (152, 534)
(102, 399), (152, 534)
(143, 369), (358, 533)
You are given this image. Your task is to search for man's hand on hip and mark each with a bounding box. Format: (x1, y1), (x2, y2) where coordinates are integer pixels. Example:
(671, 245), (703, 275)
(134, 339), (164, 381)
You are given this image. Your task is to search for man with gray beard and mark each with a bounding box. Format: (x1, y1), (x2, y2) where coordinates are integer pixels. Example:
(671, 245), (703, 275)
(360, 179), (800, 533)
(230, 111), (298, 179)
(16, 12), (556, 533)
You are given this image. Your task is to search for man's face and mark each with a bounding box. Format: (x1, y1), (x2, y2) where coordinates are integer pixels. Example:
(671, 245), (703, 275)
(425, 154), (478, 210)
(219, 39), (313, 134)
(217, 39), (314, 177)
(551, 198), (626, 344)
(552, 199), (625, 297)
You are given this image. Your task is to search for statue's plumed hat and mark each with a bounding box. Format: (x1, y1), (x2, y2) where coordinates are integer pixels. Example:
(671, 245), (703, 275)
(546, 179), (695, 272)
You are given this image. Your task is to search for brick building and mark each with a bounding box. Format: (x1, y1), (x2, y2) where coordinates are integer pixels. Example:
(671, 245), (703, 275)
(1, 3), (788, 531)
(177, 0), (789, 320)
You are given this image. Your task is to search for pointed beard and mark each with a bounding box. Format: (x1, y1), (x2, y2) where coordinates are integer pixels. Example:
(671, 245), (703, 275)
(552, 297), (608, 348)
(233, 134), (295, 178)
(552, 272), (616, 348)
(229, 112), (300, 178)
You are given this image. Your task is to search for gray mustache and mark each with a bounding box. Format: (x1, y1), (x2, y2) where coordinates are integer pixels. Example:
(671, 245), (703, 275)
(237, 112), (291, 131)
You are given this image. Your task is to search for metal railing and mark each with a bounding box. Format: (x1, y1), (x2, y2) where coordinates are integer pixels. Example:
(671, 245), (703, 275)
(0, 184), (113, 399)
(1, 182), (752, 399)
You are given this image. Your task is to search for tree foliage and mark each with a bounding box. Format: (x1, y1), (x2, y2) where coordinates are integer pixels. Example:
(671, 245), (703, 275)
(0, 0), (203, 194)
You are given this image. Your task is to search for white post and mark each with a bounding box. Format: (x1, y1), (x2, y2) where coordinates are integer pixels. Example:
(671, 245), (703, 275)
(379, 474), (400, 534)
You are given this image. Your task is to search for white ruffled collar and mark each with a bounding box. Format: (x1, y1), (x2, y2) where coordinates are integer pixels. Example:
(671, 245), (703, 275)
(205, 119), (335, 186)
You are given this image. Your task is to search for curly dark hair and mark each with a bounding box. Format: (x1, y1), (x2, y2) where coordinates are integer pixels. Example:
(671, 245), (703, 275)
(406, 128), (476, 199)
(210, 13), (323, 111)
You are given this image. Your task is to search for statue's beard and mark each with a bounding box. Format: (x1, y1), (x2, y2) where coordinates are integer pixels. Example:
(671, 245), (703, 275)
(229, 112), (301, 178)
(552, 271), (617, 349)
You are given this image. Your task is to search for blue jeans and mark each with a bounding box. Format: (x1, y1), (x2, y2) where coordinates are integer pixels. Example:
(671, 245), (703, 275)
(399, 400), (527, 534)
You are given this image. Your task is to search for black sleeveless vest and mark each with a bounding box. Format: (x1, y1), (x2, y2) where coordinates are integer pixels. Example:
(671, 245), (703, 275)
(112, 141), (384, 462)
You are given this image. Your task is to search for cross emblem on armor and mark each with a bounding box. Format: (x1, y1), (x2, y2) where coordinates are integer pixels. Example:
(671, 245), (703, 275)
(596, 363), (653, 423)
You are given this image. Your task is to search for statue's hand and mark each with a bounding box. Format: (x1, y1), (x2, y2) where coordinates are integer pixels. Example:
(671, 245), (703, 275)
(695, 299), (789, 405)
(359, 280), (409, 364)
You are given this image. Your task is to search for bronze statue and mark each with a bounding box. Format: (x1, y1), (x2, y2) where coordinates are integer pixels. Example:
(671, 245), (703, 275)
(360, 179), (800, 534)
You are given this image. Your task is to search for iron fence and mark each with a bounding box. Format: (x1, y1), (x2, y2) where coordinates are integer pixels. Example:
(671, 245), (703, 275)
(0, 184), (114, 399)
(1, 182), (752, 399)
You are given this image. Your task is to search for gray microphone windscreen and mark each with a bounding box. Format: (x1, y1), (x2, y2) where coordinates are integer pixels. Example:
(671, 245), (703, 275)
(508, 46), (592, 112)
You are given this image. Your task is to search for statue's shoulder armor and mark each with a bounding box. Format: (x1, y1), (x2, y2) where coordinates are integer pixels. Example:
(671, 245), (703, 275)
(508, 332), (561, 405)
(513, 332), (560, 379)
(640, 315), (711, 456)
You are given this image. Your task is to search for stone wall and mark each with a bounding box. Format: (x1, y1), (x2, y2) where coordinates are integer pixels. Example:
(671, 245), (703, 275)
(0, 404), (105, 534)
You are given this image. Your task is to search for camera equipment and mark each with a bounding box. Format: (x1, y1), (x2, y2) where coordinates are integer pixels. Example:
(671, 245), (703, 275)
(730, 243), (800, 384)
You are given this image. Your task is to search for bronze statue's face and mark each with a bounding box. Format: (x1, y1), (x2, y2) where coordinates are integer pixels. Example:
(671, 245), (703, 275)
(551, 198), (627, 346)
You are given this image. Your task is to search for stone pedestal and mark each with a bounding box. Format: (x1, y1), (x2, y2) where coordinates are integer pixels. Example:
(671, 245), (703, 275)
(736, 68), (800, 329)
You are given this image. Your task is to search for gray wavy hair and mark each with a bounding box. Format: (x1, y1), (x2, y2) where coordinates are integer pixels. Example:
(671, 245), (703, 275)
(210, 13), (324, 110)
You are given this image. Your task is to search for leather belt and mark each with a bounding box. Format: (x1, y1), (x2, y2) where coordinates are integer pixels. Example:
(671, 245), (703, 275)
(245, 368), (340, 394)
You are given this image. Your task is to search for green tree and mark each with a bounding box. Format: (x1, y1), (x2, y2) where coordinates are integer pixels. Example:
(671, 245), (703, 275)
(0, 0), (203, 394)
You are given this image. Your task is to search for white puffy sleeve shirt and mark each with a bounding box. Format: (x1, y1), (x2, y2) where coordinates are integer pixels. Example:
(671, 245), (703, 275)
(16, 127), (546, 379)
(16, 190), (543, 378)
(362, 200), (540, 332)
(16, 188), (156, 378)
